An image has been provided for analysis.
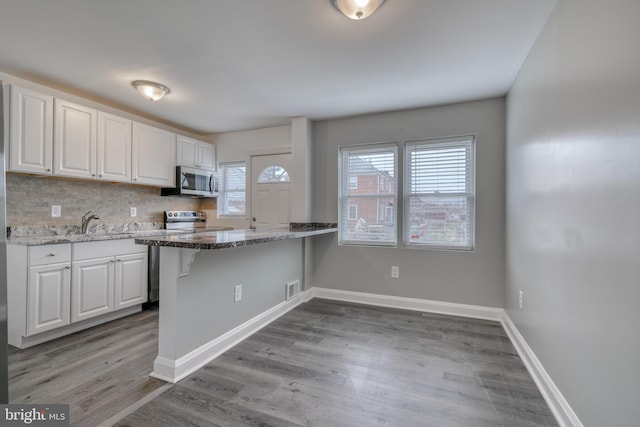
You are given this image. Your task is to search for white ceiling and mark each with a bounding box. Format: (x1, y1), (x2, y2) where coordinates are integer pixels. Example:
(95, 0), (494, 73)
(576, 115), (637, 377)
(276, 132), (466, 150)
(0, 0), (556, 134)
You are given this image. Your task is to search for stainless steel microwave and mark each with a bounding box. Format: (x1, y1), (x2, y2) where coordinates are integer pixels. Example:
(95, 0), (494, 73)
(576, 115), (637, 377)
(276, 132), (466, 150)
(161, 166), (219, 198)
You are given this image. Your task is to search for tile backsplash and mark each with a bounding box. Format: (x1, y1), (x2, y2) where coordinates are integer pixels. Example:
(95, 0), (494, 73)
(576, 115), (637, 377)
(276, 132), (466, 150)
(6, 173), (217, 227)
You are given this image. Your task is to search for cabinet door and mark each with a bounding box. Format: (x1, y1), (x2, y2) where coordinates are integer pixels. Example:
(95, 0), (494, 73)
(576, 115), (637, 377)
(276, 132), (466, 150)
(198, 142), (216, 170)
(54, 99), (97, 179)
(176, 135), (198, 168)
(114, 252), (148, 310)
(71, 257), (114, 323)
(132, 122), (176, 186)
(97, 112), (131, 183)
(27, 262), (71, 336)
(9, 85), (53, 175)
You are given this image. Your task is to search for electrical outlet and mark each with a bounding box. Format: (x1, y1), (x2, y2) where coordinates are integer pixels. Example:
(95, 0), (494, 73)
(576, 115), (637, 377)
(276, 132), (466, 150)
(130, 207), (137, 217)
(391, 266), (399, 279)
(51, 205), (61, 218)
(234, 284), (242, 303)
(519, 290), (524, 310)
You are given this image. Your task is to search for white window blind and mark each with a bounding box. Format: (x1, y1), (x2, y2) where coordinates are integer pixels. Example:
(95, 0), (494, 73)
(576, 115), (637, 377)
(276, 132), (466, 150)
(218, 162), (246, 217)
(404, 137), (475, 250)
(339, 145), (397, 246)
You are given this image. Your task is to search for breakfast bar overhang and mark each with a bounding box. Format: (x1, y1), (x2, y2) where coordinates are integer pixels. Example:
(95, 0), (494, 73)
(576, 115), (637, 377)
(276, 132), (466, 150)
(136, 226), (336, 383)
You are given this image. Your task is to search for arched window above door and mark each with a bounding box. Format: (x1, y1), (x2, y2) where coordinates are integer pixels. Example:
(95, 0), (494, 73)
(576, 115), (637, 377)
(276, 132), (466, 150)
(257, 165), (290, 183)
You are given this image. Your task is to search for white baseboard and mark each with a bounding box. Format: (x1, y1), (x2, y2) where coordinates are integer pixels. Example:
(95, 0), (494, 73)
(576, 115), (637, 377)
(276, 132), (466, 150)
(308, 287), (503, 321)
(501, 312), (583, 427)
(151, 291), (310, 383)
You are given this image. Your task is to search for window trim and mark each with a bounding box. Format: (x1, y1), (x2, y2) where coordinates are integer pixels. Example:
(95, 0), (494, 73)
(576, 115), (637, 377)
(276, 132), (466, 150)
(217, 161), (247, 218)
(402, 135), (476, 251)
(338, 143), (398, 248)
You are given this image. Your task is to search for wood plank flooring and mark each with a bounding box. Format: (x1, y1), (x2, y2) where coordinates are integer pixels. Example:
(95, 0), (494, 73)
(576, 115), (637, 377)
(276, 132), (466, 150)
(116, 299), (558, 427)
(9, 307), (167, 427)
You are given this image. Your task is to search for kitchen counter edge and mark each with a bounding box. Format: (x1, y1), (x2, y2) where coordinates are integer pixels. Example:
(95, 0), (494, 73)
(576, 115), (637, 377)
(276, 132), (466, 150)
(134, 227), (337, 250)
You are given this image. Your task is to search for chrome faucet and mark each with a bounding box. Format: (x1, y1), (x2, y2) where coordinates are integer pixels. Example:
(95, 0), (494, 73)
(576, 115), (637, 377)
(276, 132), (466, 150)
(81, 211), (100, 234)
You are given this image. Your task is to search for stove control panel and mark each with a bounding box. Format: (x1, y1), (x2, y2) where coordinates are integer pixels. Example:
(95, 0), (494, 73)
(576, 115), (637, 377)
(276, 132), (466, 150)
(164, 211), (207, 222)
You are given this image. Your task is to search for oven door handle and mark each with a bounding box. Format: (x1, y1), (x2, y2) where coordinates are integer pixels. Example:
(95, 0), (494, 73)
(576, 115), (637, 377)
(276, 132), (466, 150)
(209, 175), (214, 193)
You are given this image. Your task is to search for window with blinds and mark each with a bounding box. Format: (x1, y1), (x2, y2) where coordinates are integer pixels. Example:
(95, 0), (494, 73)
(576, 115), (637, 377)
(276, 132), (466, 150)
(339, 145), (397, 246)
(218, 162), (246, 217)
(404, 136), (475, 250)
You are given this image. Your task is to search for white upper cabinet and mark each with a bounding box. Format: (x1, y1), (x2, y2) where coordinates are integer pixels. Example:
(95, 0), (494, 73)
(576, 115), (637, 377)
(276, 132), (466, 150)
(198, 140), (216, 170)
(7, 83), (182, 186)
(54, 99), (97, 179)
(177, 135), (215, 170)
(97, 112), (132, 183)
(8, 85), (54, 175)
(132, 122), (176, 187)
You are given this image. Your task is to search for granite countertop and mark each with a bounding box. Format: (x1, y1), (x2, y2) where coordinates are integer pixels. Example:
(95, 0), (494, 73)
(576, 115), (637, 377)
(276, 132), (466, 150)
(7, 227), (234, 246)
(135, 226), (337, 250)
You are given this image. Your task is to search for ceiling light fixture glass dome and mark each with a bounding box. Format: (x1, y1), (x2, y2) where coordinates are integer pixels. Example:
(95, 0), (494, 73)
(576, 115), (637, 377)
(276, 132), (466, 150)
(131, 80), (170, 101)
(331, 0), (386, 20)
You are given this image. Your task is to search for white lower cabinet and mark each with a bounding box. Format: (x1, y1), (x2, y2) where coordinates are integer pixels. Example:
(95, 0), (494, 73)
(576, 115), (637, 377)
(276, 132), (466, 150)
(72, 240), (148, 322)
(114, 253), (148, 310)
(27, 262), (71, 336)
(8, 239), (148, 348)
(72, 257), (114, 322)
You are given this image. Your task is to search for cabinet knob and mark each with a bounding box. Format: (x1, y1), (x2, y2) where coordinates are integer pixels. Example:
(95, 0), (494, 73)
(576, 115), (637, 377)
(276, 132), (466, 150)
(48, 252), (56, 256)
(46, 168), (51, 172)
(92, 174), (96, 177)
(110, 259), (115, 263)
(65, 265), (71, 269)
(98, 174), (102, 177)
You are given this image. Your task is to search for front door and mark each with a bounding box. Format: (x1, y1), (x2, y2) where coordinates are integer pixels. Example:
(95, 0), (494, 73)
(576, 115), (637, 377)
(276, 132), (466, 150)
(251, 153), (292, 230)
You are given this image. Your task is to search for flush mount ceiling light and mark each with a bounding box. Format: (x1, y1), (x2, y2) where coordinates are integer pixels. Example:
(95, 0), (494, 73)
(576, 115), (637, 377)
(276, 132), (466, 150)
(131, 80), (170, 101)
(331, 0), (385, 20)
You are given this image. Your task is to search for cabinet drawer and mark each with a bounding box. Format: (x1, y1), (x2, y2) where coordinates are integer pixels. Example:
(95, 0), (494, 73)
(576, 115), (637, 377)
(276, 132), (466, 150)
(28, 244), (71, 266)
(73, 239), (145, 261)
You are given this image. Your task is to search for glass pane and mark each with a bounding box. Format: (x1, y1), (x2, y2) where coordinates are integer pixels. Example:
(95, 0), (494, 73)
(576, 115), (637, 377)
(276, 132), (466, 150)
(339, 145), (397, 246)
(341, 196), (396, 243)
(405, 196), (473, 248)
(258, 165), (290, 183)
(219, 162), (246, 216)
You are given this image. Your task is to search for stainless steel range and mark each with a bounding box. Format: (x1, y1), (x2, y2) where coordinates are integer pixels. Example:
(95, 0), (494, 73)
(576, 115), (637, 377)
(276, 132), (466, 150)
(164, 210), (207, 231)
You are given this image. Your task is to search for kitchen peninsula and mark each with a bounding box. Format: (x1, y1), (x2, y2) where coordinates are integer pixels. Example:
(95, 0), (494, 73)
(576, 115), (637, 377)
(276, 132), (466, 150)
(135, 224), (336, 383)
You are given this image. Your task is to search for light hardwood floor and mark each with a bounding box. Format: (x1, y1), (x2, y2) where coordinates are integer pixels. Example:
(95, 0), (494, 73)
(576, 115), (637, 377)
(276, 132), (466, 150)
(9, 300), (557, 426)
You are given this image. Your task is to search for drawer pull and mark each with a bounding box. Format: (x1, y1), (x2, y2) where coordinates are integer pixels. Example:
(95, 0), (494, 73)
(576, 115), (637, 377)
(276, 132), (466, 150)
(48, 252), (56, 257)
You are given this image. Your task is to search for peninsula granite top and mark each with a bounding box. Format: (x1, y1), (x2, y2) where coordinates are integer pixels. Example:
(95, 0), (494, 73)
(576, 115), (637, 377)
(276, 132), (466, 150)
(134, 226), (337, 250)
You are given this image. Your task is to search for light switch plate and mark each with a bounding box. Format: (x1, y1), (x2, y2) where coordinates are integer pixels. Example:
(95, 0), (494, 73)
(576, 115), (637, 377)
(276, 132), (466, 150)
(130, 207), (137, 217)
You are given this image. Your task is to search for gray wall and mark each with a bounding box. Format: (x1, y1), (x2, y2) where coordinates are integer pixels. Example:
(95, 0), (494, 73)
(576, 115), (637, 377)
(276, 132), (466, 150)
(174, 239), (302, 357)
(311, 98), (505, 308)
(505, 0), (640, 425)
